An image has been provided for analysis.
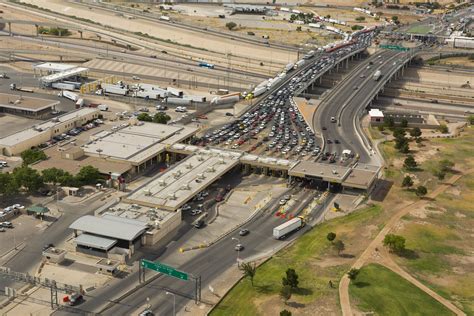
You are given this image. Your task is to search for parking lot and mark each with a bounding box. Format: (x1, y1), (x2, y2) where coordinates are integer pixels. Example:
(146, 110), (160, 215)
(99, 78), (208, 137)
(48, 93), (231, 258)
(0, 214), (43, 259)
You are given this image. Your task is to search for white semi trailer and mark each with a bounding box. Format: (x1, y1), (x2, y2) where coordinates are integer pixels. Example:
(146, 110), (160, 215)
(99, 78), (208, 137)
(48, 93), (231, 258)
(273, 217), (304, 239)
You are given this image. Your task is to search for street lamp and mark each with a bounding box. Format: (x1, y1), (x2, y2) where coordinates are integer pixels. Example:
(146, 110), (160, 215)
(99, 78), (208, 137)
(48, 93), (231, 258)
(232, 237), (241, 264)
(166, 291), (176, 316)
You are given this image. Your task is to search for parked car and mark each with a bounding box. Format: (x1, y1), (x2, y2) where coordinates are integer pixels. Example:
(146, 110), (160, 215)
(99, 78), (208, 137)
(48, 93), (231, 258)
(194, 220), (204, 229)
(2, 222), (13, 228)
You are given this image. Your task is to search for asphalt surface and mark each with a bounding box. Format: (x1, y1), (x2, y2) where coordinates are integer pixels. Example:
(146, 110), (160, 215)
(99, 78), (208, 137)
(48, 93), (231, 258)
(70, 186), (321, 316)
(312, 49), (411, 164)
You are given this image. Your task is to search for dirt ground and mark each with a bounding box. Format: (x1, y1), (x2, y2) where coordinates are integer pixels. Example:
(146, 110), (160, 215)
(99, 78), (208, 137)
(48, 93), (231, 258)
(436, 56), (474, 67)
(20, 0), (296, 63)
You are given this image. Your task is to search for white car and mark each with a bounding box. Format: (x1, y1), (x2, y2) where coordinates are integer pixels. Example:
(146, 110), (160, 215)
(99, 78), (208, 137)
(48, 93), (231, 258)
(279, 199), (287, 205)
(12, 204), (24, 210)
(132, 76), (141, 80)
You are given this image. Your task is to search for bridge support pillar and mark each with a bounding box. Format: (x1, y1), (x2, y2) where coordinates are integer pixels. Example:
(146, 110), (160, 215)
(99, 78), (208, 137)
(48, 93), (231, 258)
(59, 56), (63, 62)
(8, 22), (11, 36)
(345, 58), (349, 70)
(319, 76), (323, 84)
(336, 63), (339, 72)
(35, 24), (39, 37)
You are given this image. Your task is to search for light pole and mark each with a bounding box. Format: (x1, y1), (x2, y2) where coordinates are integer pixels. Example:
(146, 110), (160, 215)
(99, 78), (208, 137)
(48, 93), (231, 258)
(232, 237), (241, 264)
(166, 291), (176, 316)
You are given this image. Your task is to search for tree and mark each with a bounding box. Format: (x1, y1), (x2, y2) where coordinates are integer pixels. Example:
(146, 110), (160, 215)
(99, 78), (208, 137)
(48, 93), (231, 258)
(392, 15), (399, 23)
(153, 112), (171, 124)
(282, 268), (299, 289)
(76, 165), (101, 186)
(239, 262), (257, 286)
(280, 310), (292, 316)
(355, 16), (366, 22)
(439, 159), (454, 172)
(402, 175), (413, 188)
(347, 268), (360, 281)
(409, 127), (422, 138)
(438, 124), (449, 134)
(415, 185), (427, 197)
(383, 234), (406, 253)
(393, 128), (406, 139)
(333, 240), (345, 256)
(352, 25), (364, 31)
(327, 232), (336, 242)
(137, 113), (152, 122)
(42, 167), (67, 184)
(13, 166), (44, 193)
(400, 118), (408, 128)
(280, 285), (292, 304)
(403, 155), (417, 170)
(467, 115), (474, 125)
(0, 172), (19, 196)
(384, 116), (395, 128)
(399, 142), (410, 154)
(226, 22), (237, 30)
(21, 148), (47, 166)
(433, 170), (446, 180)
(296, 26), (302, 32)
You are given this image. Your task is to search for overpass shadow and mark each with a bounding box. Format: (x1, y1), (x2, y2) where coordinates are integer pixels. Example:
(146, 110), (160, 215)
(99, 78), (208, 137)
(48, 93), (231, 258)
(370, 179), (393, 202)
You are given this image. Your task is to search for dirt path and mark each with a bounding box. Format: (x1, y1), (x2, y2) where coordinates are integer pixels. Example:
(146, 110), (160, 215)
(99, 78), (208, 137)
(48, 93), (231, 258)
(339, 169), (473, 316)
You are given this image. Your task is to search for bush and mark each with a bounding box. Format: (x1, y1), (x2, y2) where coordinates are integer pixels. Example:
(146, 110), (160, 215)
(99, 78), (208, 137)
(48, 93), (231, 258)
(226, 22), (237, 30)
(438, 124), (449, 134)
(383, 234), (406, 253)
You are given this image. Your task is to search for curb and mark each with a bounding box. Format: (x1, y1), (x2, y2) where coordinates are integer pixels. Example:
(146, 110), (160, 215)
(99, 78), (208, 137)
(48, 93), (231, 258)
(180, 193), (274, 253)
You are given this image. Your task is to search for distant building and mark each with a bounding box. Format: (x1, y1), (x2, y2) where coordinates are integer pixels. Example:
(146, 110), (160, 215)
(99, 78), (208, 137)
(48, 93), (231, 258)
(369, 108), (384, 123)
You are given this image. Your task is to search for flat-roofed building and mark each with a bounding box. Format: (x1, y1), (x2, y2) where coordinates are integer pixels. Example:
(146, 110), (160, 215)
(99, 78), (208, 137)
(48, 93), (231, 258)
(82, 122), (198, 174)
(0, 93), (59, 119)
(69, 214), (149, 258)
(124, 151), (240, 211)
(0, 108), (100, 156)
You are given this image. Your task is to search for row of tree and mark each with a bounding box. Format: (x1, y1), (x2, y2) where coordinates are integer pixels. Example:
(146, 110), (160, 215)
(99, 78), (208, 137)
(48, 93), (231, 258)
(0, 165), (102, 196)
(136, 112), (171, 124)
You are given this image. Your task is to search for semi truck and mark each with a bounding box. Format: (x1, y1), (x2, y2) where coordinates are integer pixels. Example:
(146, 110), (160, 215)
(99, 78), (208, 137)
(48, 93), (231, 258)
(58, 90), (78, 102)
(373, 70), (382, 81)
(211, 92), (240, 105)
(101, 84), (128, 96)
(9, 83), (33, 93)
(52, 82), (75, 91)
(273, 217), (305, 239)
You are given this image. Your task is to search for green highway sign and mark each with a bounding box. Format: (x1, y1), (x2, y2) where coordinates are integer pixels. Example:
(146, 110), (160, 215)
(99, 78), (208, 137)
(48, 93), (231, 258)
(379, 44), (410, 51)
(140, 259), (188, 281)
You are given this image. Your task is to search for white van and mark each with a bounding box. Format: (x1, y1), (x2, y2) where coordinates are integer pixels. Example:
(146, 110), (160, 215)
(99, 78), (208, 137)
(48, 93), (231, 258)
(330, 117), (336, 123)
(97, 104), (109, 111)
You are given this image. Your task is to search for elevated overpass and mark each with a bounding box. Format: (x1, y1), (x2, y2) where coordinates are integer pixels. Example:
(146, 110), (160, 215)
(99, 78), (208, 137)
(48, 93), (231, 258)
(312, 47), (419, 165)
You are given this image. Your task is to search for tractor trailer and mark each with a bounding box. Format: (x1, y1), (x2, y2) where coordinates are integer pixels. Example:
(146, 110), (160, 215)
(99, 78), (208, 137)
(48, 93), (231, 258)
(273, 217), (304, 239)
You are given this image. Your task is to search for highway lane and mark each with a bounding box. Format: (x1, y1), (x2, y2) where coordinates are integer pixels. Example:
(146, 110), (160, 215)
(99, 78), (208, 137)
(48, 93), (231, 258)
(69, 187), (321, 315)
(313, 50), (398, 159)
(3, 32), (266, 83)
(338, 51), (408, 163)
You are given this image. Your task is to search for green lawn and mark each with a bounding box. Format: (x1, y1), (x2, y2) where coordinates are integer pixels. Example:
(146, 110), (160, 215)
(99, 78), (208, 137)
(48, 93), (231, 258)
(407, 25), (432, 34)
(210, 205), (383, 316)
(349, 264), (454, 316)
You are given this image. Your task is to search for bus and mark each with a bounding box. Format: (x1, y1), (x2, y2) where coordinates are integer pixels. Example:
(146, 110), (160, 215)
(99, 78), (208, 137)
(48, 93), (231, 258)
(198, 62), (215, 69)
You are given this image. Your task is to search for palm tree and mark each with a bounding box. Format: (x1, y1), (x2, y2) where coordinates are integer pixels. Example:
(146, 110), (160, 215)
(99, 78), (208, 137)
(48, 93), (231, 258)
(239, 262), (257, 286)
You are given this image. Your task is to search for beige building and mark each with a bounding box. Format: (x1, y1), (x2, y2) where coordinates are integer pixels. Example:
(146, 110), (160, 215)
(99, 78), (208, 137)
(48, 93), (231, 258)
(0, 108), (100, 156)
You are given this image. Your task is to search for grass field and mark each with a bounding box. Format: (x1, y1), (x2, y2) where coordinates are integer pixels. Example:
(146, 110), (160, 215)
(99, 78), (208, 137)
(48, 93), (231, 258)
(210, 205), (383, 316)
(349, 264), (454, 316)
(407, 25), (432, 34)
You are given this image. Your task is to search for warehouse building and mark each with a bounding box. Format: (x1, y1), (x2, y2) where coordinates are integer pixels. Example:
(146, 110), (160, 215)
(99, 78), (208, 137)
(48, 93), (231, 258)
(0, 93), (59, 119)
(0, 107), (100, 156)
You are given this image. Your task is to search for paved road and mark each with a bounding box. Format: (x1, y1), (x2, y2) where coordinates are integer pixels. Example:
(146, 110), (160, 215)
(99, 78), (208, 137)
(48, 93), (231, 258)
(0, 192), (112, 298)
(57, 187), (322, 316)
(312, 49), (410, 164)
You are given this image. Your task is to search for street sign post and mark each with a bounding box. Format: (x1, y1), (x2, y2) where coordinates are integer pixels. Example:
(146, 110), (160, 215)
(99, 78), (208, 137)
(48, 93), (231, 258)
(140, 259), (188, 281)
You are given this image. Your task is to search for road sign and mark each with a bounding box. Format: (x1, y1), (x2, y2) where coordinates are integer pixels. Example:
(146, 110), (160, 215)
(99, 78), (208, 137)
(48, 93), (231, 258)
(140, 259), (188, 281)
(379, 44), (410, 51)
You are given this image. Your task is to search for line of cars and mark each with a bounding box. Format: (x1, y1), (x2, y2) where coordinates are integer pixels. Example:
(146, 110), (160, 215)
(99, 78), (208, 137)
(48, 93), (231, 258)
(38, 118), (103, 149)
(200, 31), (375, 160)
(0, 204), (23, 232)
